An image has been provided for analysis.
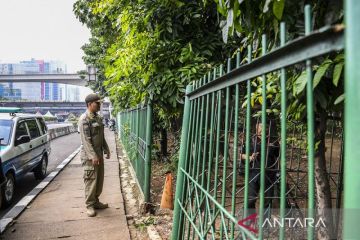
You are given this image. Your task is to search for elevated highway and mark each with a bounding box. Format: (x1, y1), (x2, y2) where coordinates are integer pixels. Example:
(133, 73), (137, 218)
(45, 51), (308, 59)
(0, 74), (89, 86)
(0, 101), (110, 116)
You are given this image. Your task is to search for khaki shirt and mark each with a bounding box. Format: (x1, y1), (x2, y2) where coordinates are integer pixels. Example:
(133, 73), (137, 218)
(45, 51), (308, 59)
(78, 111), (109, 162)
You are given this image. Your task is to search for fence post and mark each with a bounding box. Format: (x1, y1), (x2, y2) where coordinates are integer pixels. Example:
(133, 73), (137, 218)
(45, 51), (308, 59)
(144, 97), (153, 202)
(343, 0), (360, 238)
(172, 85), (192, 240)
(117, 112), (120, 138)
(136, 105), (140, 179)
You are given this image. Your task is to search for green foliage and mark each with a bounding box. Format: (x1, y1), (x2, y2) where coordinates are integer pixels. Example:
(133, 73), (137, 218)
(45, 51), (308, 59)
(211, 0), (344, 123)
(290, 52), (344, 119)
(67, 113), (77, 121)
(334, 93), (344, 105)
(293, 71), (307, 96)
(43, 116), (57, 121)
(313, 59), (333, 89)
(211, 0), (343, 45)
(210, 0), (344, 123)
(74, 0), (235, 130)
(134, 216), (156, 231)
(273, 0), (285, 20)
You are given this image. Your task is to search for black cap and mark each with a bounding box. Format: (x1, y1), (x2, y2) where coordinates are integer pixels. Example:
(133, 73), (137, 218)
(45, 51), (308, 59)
(85, 93), (102, 104)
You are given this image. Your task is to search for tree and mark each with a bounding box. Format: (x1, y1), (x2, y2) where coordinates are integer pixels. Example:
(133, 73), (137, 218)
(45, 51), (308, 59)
(73, 0), (238, 156)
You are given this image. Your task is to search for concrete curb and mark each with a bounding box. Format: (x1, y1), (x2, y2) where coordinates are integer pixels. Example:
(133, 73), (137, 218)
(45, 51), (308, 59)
(0, 146), (81, 234)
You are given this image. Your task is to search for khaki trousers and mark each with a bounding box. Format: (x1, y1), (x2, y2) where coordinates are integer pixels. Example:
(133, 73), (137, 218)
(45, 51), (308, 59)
(83, 160), (104, 208)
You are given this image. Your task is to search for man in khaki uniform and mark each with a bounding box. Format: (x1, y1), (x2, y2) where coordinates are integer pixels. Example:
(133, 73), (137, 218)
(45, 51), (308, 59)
(78, 93), (110, 217)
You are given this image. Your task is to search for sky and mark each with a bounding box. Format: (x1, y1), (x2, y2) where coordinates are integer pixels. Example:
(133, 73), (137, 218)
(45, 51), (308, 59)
(0, 0), (93, 98)
(0, 0), (90, 73)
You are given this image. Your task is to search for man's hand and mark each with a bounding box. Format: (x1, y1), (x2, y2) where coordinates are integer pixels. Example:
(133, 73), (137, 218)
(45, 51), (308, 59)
(250, 152), (259, 162)
(92, 157), (100, 165)
(105, 152), (110, 159)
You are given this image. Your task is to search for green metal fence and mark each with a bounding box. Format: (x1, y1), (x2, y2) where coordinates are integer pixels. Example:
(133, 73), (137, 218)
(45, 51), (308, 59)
(343, 0), (360, 239)
(117, 102), (153, 202)
(172, 3), (359, 239)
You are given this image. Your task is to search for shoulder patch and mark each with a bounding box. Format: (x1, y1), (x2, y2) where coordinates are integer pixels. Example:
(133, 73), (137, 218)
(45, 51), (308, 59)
(82, 120), (91, 137)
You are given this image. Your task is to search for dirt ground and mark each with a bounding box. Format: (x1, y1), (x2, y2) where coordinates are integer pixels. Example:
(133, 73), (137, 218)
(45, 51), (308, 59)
(150, 162), (176, 240)
(116, 135), (175, 240)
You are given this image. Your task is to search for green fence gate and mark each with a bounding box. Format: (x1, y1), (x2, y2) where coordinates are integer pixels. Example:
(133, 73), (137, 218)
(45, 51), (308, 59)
(117, 102), (153, 202)
(172, 2), (360, 239)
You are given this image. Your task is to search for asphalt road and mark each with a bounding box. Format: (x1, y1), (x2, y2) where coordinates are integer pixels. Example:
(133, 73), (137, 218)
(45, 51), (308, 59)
(0, 133), (81, 218)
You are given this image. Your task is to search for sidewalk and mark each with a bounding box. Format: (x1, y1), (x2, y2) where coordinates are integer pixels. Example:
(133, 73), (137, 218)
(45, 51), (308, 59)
(1, 130), (130, 240)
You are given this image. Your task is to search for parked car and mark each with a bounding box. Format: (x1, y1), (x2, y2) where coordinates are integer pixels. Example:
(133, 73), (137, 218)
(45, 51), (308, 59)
(0, 108), (51, 208)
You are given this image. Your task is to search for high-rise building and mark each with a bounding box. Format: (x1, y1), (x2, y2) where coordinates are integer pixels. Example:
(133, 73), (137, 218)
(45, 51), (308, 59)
(61, 85), (80, 102)
(0, 84), (4, 98)
(20, 59), (40, 73)
(0, 83), (21, 100)
(0, 64), (21, 99)
(52, 83), (60, 100)
(0, 64), (13, 74)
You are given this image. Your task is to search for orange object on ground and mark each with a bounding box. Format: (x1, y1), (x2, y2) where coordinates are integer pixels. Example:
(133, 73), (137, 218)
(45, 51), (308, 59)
(160, 172), (174, 210)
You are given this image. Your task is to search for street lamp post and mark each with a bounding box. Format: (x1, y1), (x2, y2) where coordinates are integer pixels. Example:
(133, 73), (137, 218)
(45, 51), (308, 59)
(87, 65), (97, 82)
(87, 65), (104, 116)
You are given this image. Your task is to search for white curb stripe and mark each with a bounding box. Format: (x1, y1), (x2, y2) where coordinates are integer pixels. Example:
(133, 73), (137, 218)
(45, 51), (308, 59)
(48, 171), (58, 177)
(0, 146), (81, 234)
(16, 195), (35, 207)
(35, 181), (50, 189)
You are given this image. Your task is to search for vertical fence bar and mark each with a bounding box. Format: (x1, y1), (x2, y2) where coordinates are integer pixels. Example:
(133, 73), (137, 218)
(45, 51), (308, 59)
(120, 113), (123, 141)
(117, 112), (120, 138)
(194, 76), (205, 237)
(172, 85), (193, 240)
(260, 34), (269, 236)
(220, 58), (231, 240)
(279, 22), (287, 240)
(186, 86), (198, 240)
(304, 5), (315, 240)
(231, 51), (240, 239)
(182, 99), (195, 240)
(258, 34), (267, 239)
(128, 109), (134, 149)
(136, 106), (140, 179)
(144, 99), (153, 203)
(196, 76), (205, 182)
(204, 68), (217, 236)
(212, 65), (223, 220)
(200, 73), (210, 233)
(344, 0), (360, 239)
(116, 112), (121, 139)
(244, 46), (252, 218)
(189, 79), (202, 240)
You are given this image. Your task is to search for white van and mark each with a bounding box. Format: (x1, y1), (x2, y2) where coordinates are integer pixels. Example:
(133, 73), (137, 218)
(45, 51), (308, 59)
(0, 109), (51, 207)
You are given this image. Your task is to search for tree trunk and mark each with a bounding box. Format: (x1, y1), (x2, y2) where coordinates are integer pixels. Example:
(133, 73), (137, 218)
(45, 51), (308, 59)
(161, 128), (168, 159)
(315, 111), (334, 240)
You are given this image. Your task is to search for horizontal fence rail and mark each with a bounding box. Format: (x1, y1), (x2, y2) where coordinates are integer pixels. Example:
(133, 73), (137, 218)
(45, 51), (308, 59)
(117, 102), (153, 202)
(171, 4), (354, 240)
